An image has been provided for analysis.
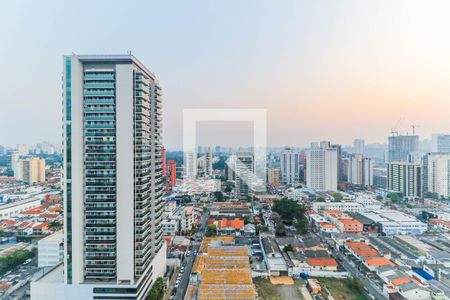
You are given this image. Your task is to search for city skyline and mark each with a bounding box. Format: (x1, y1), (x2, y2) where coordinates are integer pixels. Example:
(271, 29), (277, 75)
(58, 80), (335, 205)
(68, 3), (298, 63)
(2, 1), (450, 148)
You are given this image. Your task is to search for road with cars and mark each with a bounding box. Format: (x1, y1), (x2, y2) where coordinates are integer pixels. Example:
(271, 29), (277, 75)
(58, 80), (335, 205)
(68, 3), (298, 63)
(172, 206), (210, 300)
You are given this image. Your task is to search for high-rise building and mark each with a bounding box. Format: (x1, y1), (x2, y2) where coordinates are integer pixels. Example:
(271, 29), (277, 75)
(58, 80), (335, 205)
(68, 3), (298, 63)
(346, 154), (373, 186)
(353, 139), (365, 155)
(363, 158), (374, 187)
(0, 145), (5, 156)
(422, 153), (450, 198)
(267, 167), (281, 186)
(203, 146), (213, 177)
(166, 160), (177, 191)
(306, 143), (338, 191)
(280, 147), (299, 185)
(387, 162), (421, 199)
(330, 143), (343, 181)
(32, 55), (167, 300)
(225, 156), (236, 181)
(21, 157), (46, 184)
(234, 152), (254, 200)
(11, 152), (21, 179)
(436, 135), (450, 153)
(184, 150), (197, 179)
(388, 135), (419, 162)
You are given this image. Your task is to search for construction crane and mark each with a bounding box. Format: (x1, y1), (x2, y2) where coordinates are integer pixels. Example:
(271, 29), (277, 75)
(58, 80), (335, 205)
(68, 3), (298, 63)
(391, 118), (403, 136)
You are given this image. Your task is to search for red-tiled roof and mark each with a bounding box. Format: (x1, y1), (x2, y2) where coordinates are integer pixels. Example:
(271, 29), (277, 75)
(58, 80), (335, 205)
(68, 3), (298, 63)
(307, 258), (338, 267)
(364, 257), (395, 267)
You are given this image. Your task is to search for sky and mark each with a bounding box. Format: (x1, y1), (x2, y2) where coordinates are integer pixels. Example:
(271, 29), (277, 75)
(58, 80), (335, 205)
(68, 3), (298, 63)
(1, 0), (450, 150)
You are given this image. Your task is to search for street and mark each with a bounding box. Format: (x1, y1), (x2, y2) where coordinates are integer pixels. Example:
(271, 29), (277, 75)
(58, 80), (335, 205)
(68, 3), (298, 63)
(173, 206), (209, 300)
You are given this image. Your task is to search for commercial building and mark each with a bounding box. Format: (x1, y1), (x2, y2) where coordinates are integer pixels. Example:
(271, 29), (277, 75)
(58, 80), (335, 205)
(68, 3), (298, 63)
(388, 135), (418, 162)
(38, 231), (63, 268)
(32, 54), (166, 300)
(312, 202), (365, 212)
(422, 153), (450, 198)
(234, 152), (254, 201)
(387, 162), (422, 199)
(280, 147), (300, 185)
(359, 210), (427, 235)
(306, 143), (338, 191)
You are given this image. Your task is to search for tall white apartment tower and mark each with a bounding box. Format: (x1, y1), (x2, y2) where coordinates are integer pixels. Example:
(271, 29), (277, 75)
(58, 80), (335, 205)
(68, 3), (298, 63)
(280, 147), (299, 185)
(32, 55), (167, 300)
(347, 154), (373, 187)
(423, 153), (450, 198)
(306, 144), (338, 191)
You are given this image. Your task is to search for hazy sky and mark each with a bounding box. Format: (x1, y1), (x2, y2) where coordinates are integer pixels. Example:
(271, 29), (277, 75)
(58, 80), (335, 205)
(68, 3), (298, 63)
(1, 0), (450, 150)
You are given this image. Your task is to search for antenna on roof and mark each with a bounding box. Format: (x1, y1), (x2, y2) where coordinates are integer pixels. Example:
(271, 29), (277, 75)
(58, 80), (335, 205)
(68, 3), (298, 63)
(127, 50), (132, 55)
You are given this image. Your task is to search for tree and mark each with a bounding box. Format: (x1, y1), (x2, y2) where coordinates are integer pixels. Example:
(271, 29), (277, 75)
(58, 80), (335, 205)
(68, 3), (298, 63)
(181, 195), (191, 204)
(294, 218), (309, 235)
(275, 223), (287, 237)
(256, 225), (269, 234)
(49, 220), (61, 229)
(376, 195), (383, 201)
(224, 186), (232, 193)
(387, 192), (401, 203)
(0, 248), (36, 275)
(205, 224), (217, 237)
(283, 244), (293, 252)
(243, 215), (251, 225)
(316, 197), (326, 202)
(147, 277), (164, 300)
(270, 212), (281, 224)
(272, 198), (305, 220)
(332, 192), (343, 201)
(213, 191), (224, 201)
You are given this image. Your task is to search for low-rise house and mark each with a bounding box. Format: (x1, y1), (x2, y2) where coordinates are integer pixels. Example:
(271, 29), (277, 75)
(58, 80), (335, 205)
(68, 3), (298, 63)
(363, 257), (396, 271)
(306, 257), (338, 271)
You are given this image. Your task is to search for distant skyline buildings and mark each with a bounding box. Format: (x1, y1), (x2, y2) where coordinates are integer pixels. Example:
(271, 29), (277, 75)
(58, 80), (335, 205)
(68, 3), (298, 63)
(353, 139), (365, 155)
(388, 135), (419, 162)
(3, 2), (450, 149)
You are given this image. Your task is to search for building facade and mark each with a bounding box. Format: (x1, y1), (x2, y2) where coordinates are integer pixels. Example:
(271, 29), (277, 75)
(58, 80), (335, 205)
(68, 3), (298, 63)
(423, 153), (450, 198)
(32, 55), (167, 300)
(306, 144), (338, 191)
(280, 147), (299, 185)
(234, 152), (254, 200)
(347, 154), (373, 187)
(387, 162), (422, 199)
